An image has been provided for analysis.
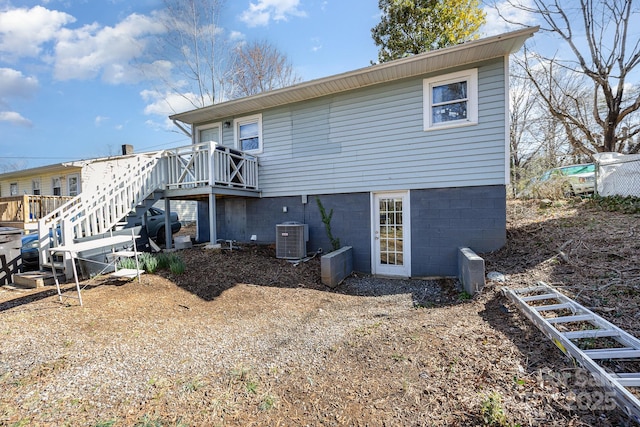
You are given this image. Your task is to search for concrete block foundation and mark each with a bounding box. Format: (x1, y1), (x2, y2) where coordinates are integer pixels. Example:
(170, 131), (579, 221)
(458, 247), (485, 295)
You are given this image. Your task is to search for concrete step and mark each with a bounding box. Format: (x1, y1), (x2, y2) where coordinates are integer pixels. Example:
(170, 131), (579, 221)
(13, 270), (67, 288)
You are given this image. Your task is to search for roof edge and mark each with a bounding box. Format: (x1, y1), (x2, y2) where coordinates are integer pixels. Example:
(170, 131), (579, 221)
(170, 26), (539, 124)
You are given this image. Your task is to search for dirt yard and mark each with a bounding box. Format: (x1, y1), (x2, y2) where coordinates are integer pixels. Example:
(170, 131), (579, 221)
(1, 199), (639, 426)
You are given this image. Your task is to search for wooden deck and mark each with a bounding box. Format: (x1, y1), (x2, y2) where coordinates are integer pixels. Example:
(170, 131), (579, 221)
(0, 195), (73, 230)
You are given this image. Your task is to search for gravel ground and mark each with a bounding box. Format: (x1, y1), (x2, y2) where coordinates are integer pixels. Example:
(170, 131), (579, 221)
(0, 199), (638, 426)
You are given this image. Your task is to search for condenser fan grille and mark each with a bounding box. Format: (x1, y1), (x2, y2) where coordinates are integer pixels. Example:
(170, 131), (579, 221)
(276, 223), (308, 259)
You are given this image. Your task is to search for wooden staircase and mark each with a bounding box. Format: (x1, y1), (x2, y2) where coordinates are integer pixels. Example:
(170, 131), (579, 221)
(23, 141), (259, 280)
(35, 152), (166, 276)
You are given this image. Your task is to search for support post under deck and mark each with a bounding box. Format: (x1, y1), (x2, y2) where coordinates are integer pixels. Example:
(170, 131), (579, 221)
(209, 194), (217, 245)
(164, 198), (172, 249)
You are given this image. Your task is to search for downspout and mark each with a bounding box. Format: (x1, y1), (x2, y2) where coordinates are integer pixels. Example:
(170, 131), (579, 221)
(172, 119), (192, 139)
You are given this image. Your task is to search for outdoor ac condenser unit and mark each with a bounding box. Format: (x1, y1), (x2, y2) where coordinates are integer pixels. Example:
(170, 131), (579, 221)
(276, 222), (309, 259)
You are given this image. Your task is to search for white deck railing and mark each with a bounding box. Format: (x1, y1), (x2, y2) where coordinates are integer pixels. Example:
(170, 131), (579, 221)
(35, 143), (258, 271)
(165, 141), (258, 190)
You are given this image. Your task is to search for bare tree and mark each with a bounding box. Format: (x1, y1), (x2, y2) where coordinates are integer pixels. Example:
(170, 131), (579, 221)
(510, 69), (541, 183)
(155, 0), (231, 110)
(509, 63), (574, 193)
(0, 161), (27, 173)
(229, 40), (302, 99)
(499, 0), (640, 155)
(150, 0), (303, 115)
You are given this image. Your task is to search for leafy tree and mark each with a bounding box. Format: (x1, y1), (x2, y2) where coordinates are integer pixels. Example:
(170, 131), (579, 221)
(371, 0), (485, 63)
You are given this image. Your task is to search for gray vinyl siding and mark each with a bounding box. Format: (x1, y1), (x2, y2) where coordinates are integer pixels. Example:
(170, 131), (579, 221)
(236, 58), (507, 197)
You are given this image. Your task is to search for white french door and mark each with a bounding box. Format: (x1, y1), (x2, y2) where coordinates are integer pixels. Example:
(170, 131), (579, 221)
(372, 191), (411, 277)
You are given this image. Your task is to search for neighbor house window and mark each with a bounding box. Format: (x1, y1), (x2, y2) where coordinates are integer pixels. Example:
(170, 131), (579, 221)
(10, 183), (18, 196)
(32, 179), (41, 195)
(234, 114), (262, 153)
(68, 174), (79, 196)
(52, 177), (61, 196)
(423, 69), (478, 130)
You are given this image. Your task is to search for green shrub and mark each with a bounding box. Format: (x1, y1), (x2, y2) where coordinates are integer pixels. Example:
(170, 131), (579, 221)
(589, 195), (640, 213)
(139, 253), (158, 273)
(169, 255), (186, 275)
(480, 392), (515, 426)
(117, 257), (138, 270)
(155, 252), (173, 270)
(316, 197), (341, 251)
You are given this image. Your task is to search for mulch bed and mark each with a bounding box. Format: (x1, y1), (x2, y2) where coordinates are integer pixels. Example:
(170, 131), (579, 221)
(0, 198), (638, 426)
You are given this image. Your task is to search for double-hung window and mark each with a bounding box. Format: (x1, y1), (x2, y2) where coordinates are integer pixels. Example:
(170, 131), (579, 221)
(52, 177), (61, 196)
(423, 69), (478, 130)
(68, 174), (79, 196)
(32, 179), (41, 195)
(10, 183), (18, 196)
(234, 114), (262, 154)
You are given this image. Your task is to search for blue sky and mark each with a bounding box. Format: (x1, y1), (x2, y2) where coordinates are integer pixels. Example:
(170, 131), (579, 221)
(0, 0), (531, 169)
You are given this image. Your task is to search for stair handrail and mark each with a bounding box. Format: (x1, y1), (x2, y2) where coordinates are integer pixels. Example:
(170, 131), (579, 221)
(65, 152), (165, 235)
(37, 151), (165, 265)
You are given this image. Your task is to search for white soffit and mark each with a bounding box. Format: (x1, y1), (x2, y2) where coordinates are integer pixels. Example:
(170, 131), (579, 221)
(170, 27), (539, 125)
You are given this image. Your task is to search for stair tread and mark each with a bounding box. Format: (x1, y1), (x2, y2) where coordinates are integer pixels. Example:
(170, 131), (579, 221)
(111, 268), (144, 278)
(106, 250), (137, 258)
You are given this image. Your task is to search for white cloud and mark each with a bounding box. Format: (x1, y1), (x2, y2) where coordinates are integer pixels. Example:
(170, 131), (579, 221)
(481, 0), (537, 37)
(53, 12), (166, 83)
(0, 68), (39, 99)
(0, 5), (75, 59)
(95, 115), (109, 126)
(229, 31), (245, 41)
(141, 89), (202, 129)
(240, 0), (306, 27)
(310, 37), (322, 52)
(0, 5), (169, 84)
(0, 111), (32, 127)
(0, 68), (37, 125)
(141, 89), (201, 115)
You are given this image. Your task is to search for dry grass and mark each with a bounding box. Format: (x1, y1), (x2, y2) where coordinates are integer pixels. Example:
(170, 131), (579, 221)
(0, 199), (638, 426)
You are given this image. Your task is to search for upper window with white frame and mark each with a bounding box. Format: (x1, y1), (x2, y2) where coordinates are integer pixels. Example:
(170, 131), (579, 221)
(423, 69), (478, 131)
(32, 179), (41, 195)
(52, 177), (62, 196)
(68, 174), (79, 197)
(234, 114), (262, 154)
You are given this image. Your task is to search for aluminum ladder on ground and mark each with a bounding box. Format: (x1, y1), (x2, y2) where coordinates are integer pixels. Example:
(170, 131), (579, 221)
(503, 282), (640, 423)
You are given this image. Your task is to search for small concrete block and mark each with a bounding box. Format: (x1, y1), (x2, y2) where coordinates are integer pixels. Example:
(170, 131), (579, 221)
(321, 246), (353, 288)
(174, 235), (192, 250)
(458, 247), (485, 295)
(12, 271), (66, 288)
(12, 273), (44, 288)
